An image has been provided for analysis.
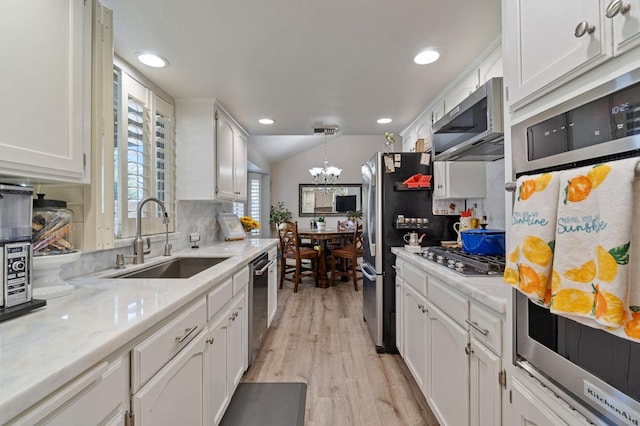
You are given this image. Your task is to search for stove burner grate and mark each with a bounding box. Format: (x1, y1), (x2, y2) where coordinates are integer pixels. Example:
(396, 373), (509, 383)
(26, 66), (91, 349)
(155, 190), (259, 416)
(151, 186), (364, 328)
(417, 246), (505, 276)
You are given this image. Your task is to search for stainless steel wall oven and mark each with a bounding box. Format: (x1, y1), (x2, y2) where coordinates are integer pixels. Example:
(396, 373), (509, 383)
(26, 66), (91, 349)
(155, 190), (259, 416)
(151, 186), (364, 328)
(511, 68), (640, 424)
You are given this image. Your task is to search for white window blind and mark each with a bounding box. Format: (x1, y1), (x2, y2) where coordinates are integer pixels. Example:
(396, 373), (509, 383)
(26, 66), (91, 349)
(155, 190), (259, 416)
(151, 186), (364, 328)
(114, 71), (175, 239)
(249, 177), (260, 235)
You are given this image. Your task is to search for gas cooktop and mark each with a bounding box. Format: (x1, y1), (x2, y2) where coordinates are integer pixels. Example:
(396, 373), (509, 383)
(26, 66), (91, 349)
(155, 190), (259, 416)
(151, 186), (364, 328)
(417, 246), (505, 276)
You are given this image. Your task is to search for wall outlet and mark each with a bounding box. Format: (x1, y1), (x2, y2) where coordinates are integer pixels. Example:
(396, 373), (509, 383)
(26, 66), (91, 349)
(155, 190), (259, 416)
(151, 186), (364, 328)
(189, 232), (201, 242)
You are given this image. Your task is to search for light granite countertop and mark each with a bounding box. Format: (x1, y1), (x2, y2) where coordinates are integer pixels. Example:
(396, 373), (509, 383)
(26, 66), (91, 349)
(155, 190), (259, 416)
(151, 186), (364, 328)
(392, 247), (511, 313)
(0, 238), (277, 424)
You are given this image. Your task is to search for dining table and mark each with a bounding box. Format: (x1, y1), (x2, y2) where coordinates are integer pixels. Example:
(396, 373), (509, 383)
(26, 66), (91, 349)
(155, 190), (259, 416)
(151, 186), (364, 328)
(297, 228), (354, 288)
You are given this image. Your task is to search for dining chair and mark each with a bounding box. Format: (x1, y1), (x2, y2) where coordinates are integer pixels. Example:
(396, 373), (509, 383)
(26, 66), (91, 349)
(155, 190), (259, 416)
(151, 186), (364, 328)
(278, 220), (319, 292)
(329, 225), (363, 290)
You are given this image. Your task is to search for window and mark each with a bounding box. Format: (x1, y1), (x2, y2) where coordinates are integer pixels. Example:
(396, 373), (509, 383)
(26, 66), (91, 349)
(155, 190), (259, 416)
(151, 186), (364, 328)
(248, 177), (261, 235)
(114, 69), (175, 239)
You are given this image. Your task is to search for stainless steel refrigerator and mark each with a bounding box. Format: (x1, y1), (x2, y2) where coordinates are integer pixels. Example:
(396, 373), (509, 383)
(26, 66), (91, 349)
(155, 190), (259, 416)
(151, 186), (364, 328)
(361, 152), (456, 353)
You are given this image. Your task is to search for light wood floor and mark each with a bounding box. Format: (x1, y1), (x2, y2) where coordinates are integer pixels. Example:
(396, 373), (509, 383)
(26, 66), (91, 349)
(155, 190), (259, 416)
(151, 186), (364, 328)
(242, 276), (439, 426)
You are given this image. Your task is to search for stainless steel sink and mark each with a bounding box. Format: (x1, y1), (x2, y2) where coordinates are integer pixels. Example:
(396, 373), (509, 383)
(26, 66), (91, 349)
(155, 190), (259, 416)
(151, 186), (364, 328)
(114, 257), (229, 279)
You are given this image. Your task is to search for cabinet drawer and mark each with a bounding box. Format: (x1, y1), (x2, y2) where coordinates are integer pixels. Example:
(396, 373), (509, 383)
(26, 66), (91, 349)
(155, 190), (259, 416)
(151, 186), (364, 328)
(233, 266), (249, 295)
(132, 298), (206, 392)
(208, 277), (233, 321)
(428, 277), (468, 326)
(468, 304), (502, 356)
(404, 261), (427, 298)
(10, 354), (128, 425)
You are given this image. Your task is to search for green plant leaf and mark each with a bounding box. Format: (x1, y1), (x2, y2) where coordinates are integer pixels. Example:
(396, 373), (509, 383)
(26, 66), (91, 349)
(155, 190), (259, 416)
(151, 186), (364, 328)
(609, 242), (630, 265)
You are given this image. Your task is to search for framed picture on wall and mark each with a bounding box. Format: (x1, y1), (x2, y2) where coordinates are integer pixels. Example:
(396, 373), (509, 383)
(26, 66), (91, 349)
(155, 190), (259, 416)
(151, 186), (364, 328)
(217, 213), (246, 240)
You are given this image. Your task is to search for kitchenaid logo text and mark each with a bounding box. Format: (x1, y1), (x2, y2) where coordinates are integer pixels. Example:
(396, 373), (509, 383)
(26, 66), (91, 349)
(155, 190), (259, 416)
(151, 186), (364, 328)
(584, 381), (640, 425)
(557, 215), (607, 234)
(512, 211), (548, 226)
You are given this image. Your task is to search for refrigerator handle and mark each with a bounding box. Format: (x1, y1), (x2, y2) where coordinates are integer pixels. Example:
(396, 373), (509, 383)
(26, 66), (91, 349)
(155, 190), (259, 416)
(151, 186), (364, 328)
(361, 263), (378, 281)
(362, 161), (376, 256)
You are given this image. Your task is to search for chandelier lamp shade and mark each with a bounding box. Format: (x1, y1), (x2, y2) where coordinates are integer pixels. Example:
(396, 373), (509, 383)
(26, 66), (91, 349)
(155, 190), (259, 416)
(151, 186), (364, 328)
(309, 126), (342, 185)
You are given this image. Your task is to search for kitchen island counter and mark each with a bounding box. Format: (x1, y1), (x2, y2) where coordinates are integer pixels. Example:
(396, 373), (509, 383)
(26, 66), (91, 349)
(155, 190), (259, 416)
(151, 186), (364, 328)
(0, 238), (277, 424)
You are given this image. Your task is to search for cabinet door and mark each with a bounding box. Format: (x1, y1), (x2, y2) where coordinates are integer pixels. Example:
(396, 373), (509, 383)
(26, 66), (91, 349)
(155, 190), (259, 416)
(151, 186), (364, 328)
(403, 284), (428, 393)
(234, 131), (248, 202)
(206, 312), (230, 426)
(133, 331), (207, 426)
(395, 274), (404, 356)
(216, 110), (236, 201)
(510, 377), (570, 426)
(427, 302), (469, 426)
(268, 254), (278, 327)
(228, 290), (247, 390)
(0, 0), (90, 183)
(505, 0), (609, 108)
(433, 161), (486, 200)
(611, 0), (640, 54)
(469, 338), (501, 426)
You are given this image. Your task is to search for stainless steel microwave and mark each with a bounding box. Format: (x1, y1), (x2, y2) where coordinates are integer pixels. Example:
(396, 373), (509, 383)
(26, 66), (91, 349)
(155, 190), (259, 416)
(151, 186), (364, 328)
(432, 77), (504, 162)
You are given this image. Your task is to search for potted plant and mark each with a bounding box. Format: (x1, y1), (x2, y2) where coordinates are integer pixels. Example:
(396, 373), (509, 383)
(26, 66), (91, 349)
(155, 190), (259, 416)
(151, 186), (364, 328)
(316, 216), (326, 231)
(269, 201), (292, 229)
(347, 210), (362, 223)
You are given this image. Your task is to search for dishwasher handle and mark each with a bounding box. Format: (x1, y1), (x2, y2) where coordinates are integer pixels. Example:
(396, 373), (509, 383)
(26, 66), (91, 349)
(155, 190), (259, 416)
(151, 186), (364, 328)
(255, 258), (275, 276)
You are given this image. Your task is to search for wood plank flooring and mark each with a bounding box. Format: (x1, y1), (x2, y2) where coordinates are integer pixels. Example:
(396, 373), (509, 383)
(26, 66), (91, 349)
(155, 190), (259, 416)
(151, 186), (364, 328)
(242, 277), (439, 426)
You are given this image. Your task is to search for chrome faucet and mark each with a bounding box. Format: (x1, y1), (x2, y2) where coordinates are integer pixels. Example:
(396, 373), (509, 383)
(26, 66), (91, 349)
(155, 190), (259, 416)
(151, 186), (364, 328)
(132, 197), (171, 264)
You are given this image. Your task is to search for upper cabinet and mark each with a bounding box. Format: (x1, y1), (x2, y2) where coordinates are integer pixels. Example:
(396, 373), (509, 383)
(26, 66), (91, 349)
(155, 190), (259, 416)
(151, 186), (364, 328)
(505, 0), (640, 110)
(176, 100), (248, 201)
(0, 0), (92, 183)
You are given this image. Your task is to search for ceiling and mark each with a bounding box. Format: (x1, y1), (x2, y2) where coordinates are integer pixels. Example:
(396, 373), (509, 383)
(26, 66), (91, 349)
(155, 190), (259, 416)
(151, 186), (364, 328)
(101, 0), (502, 163)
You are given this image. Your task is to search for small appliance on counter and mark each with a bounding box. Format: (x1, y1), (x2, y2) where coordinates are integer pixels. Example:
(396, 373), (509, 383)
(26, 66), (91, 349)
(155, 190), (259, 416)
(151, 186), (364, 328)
(31, 194), (79, 300)
(0, 184), (46, 322)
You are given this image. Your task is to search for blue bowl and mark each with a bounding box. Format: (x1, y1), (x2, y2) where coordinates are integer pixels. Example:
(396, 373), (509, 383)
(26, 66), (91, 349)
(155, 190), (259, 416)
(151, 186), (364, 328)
(460, 229), (505, 255)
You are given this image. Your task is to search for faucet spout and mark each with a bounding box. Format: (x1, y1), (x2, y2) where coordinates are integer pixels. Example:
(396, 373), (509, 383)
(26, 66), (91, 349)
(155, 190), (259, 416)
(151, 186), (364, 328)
(133, 197), (170, 264)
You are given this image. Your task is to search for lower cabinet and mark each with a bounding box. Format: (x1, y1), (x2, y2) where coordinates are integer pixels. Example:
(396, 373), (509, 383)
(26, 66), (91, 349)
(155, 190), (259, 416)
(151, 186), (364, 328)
(206, 280), (248, 425)
(510, 377), (569, 426)
(7, 354), (129, 425)
(403, 283), (428, 392)
(426, 302), (469, 426)
(132, 331), (208, 425)
(395, 253), (506, 426)
(469, 336), (501, 426)
(395, 268), (404, 356)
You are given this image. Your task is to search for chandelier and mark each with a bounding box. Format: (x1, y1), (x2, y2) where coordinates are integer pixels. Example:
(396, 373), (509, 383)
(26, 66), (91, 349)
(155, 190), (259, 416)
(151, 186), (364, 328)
(309, 126), (342, 185)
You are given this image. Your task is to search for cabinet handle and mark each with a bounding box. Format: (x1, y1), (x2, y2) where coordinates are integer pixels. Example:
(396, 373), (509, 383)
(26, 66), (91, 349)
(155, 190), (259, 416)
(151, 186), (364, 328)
(391, 265), (397, 270)
(206, 337), (215, 344)
(418, 303), (424, 310)
(606, 0), (631, 18)
(465, 319), (489, 335)
(421, 306), (428, 313)
(175, 325), (199, 343)
(465, 343), (474, 355)
(574, 21), (595, 37)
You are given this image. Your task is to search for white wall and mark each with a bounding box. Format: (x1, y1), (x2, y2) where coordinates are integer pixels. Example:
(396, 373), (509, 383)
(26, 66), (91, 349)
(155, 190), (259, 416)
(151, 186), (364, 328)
(271, 134), (383, 227)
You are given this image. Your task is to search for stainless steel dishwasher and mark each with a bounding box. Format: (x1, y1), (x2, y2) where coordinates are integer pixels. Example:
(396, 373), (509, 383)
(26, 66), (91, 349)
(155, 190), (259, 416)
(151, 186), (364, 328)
(248, 252), (272, 366)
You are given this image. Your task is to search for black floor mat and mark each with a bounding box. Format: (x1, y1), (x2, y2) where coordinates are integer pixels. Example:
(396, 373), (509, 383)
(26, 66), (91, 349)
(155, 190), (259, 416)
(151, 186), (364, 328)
(220, 382), (307, 426)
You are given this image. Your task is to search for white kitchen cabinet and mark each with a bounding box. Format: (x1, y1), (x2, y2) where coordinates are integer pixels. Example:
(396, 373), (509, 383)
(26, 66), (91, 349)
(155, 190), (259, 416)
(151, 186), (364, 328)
(268, 247), (278, 327)
(426, 301), (469, 426)
(205, 267), (248, 425)
(0, 0), (91, 183)
(510, 377), (571, 426)
(394, 258), (405, 356)
(505, 0), (640, 109)
(403, 283), (428, 393)
(7, 354), (129, 425)
(132, 330), (208, 426)
(611, 0), (640, 55)
(469, 336), (502, 426)
(433, 161), (486, 200)
(175, 100), (248, 201)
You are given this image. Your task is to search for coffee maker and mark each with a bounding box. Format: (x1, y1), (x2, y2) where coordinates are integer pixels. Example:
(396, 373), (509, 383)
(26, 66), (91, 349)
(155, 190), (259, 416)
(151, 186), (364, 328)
(0, 184), (44, 316)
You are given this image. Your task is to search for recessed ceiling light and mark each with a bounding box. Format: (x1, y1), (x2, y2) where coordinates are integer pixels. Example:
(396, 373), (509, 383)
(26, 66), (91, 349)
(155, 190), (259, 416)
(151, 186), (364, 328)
(377, 118), (392, 124)
(258, 118), (275, 125)
(413, 49), (440, 65)
(136, 52), (169, 68)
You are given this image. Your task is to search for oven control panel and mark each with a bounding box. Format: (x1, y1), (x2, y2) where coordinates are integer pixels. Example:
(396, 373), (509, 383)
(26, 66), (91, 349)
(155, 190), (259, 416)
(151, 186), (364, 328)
(2, 242), (32, 308)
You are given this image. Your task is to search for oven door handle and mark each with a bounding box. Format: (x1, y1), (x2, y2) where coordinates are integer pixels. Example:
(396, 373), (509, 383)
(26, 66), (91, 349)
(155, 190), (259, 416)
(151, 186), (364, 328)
(465, 319), (489, 335)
